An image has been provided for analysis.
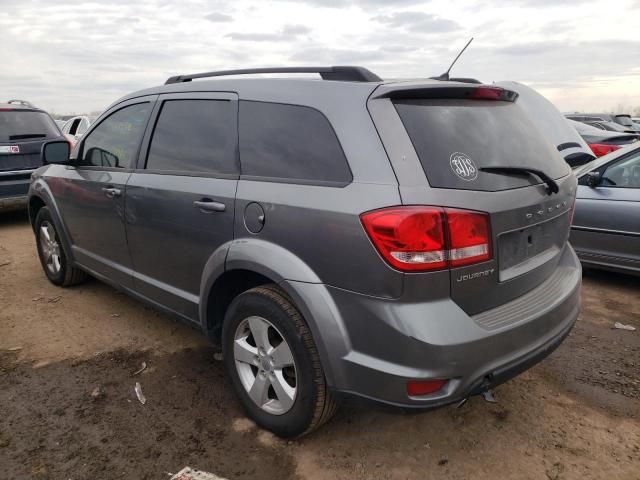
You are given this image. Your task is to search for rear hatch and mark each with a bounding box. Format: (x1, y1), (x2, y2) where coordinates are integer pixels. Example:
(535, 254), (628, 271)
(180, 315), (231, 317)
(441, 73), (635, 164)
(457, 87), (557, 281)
(368, 82), (576, 315)
(0, 108), (61, 172)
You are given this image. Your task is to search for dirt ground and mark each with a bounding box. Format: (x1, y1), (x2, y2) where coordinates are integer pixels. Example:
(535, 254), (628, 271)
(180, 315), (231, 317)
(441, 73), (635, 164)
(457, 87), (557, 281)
(1, 210), (639, 480)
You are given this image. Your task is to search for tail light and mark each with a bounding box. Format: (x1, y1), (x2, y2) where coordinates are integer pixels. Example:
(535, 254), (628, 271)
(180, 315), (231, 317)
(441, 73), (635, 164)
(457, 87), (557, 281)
(361, 206), (491, 272)
(446, 209), (491, 267)
(588, 143), (620, 157)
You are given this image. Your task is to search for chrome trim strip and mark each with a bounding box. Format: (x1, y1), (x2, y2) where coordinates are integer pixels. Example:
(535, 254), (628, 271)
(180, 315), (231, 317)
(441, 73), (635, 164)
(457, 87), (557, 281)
(571, 225), (640, 237)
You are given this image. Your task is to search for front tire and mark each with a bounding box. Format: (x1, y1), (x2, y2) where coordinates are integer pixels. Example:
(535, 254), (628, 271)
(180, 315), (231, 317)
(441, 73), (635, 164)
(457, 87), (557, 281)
(222, 284), (337, 438)
(35, 207), (87, 287)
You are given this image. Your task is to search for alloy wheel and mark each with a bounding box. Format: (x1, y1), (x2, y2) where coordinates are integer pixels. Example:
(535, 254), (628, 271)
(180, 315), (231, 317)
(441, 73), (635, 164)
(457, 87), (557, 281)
(39, 221), (62, 275)
(233, 316), (297, 415)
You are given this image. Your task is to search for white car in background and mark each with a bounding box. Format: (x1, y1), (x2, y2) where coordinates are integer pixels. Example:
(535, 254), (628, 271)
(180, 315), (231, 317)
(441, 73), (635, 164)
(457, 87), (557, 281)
(61, 115), (96, 146)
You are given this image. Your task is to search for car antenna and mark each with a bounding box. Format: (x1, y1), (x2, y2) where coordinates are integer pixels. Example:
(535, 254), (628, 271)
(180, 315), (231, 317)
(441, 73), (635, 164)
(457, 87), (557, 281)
(432, 37), (474, 81)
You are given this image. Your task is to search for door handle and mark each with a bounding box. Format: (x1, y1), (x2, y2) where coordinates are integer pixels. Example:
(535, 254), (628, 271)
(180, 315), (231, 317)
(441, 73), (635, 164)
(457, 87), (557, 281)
(193, 199), (226, 213)
(102, 187), (122, 198)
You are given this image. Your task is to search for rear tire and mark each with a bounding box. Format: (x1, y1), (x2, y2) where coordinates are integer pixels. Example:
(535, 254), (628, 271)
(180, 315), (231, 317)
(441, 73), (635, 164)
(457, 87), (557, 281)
(222, 284), (337, 437)
(35, 207), (87, 287)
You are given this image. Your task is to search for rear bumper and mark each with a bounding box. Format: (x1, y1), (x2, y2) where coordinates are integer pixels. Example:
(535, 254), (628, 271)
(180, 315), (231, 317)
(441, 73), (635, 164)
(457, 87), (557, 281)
(0, 170), (33, 211)
(289, 245), (581, 408)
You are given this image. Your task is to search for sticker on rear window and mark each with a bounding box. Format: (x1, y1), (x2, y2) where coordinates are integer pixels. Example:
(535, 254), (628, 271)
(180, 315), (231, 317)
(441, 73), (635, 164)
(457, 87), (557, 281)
(0, 145), (20, 153)
(450, 152), (477, 181)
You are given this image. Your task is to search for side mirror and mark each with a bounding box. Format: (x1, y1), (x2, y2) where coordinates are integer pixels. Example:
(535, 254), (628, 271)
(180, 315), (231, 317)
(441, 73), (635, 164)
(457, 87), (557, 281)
(42, 140), (71, 165)
(586, 171), (601, 188)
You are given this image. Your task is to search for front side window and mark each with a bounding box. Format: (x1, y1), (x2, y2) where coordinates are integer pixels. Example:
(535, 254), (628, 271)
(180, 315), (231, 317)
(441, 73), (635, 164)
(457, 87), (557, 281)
(79, 103), (151, 169)
(602, 152), (640, 188)
(239, 101), (352, 184)
(146, 99), (238, 175)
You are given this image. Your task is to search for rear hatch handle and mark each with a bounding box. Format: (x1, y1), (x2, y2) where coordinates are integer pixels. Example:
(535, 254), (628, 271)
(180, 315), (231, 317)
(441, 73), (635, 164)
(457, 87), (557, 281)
(479, 166), (560, 195)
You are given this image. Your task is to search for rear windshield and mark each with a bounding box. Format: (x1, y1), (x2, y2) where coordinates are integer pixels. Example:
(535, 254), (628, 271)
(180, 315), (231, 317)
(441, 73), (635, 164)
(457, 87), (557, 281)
(0, 110), (60, 143)
(394, 99), (570, 191)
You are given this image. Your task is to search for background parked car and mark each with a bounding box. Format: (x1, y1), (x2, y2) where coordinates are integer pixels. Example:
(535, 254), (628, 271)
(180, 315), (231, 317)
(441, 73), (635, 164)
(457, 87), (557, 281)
(496, 82), (595, 168)
(0, 100), (67, 211)
(568, 119), (638, 157)
(583, 120), (639, 134)
(61, 115), (95, 146)
(566, 113), (640, 132)
(570, 143), (640, 275)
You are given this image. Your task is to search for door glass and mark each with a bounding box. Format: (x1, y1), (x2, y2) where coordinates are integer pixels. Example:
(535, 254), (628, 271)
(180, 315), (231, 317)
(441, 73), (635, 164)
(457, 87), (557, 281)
(146, 99), (238, 175)
(68, 118), (81, 135)
(603, 152), (640, 188)
(78, 103), (151, 169)
(239, 101), (351, 184)
(76, 118), (89, 135)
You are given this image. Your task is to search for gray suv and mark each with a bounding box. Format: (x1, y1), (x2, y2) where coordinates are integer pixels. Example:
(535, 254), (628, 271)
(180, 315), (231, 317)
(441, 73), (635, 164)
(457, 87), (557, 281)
(29, 66), (582, 437)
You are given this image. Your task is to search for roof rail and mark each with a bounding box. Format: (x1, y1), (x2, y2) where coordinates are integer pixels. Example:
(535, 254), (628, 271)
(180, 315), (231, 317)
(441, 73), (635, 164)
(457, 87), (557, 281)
(7, 99), (36, 108)
(165, 66), (382, 85)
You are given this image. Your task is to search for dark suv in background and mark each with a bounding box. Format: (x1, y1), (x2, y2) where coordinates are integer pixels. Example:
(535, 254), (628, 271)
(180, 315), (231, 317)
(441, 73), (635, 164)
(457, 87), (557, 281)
(0, 100), (67, 212)
(29, 66), (582, 437)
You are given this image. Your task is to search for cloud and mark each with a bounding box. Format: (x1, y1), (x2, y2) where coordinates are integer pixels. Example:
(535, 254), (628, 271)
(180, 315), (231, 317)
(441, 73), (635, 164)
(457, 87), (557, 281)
(227, 23), (311, 42)
(204, 12), (233, 22)
(226, 32), (291, 41)
(1, 0), (639, 114)
(282, 24), (311, 35)
(274, 0), (428, 6)
(497, 42), (564, 56)
(373, 11), (461, 33)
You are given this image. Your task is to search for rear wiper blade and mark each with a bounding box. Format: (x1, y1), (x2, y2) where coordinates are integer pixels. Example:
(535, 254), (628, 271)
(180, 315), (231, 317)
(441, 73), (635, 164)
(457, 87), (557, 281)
(8, 133), (47, 140)
(479, 166), (560, 195)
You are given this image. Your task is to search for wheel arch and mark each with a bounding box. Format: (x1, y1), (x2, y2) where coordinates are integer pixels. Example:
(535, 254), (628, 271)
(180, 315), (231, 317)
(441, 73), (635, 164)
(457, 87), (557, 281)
(199, 239), (345, 386)
(28, 181), (75, 264)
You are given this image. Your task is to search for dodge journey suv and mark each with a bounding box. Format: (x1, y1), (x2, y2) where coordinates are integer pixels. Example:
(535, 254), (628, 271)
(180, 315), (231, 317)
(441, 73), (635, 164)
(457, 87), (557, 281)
(29, 66), (581, 437)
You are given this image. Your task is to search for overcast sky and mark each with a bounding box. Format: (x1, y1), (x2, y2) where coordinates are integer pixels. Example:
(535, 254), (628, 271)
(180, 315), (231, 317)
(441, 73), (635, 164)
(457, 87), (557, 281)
(2, 0), (639, 115)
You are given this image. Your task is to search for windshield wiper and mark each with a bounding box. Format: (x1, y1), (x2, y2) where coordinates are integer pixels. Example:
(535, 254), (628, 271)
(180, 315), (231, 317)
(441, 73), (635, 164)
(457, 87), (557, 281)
(9, 133), (47, 140)
(479, 166), (560, 195)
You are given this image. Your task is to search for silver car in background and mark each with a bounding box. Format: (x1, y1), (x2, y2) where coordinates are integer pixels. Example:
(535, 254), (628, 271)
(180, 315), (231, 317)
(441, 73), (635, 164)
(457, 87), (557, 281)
(570, 143), (640, 275)
(496, 82), (595, 168)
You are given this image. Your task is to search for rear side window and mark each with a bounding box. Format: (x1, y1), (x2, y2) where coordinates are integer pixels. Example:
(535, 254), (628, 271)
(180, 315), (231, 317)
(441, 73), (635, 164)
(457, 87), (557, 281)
(239, 101), (351, 185)
(395, 99), (569, 192)
(0, 111), (60, 142)
(146, 100), (238, 175)
(79, 102), (151, 169)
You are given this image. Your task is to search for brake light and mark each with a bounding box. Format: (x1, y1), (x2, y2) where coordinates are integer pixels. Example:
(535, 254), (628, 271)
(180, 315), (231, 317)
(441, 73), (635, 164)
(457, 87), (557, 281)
(588, 143), (620, 157)
(470, 86), (504, 100)
(361, 206), (491, 272)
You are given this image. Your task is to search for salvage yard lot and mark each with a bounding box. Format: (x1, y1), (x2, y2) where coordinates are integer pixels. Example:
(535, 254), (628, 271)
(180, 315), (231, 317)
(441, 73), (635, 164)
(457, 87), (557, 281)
(0, 211), (639, 480)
